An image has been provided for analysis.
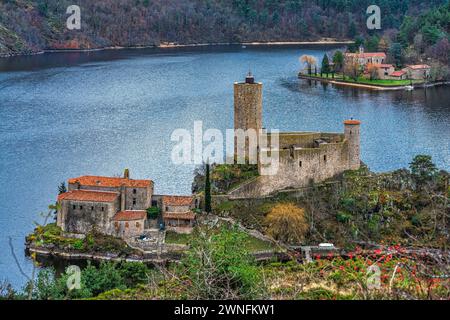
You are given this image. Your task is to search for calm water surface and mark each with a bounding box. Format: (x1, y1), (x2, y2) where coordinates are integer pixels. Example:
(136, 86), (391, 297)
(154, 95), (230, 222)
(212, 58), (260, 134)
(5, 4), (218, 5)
(0, 45), (449, 288)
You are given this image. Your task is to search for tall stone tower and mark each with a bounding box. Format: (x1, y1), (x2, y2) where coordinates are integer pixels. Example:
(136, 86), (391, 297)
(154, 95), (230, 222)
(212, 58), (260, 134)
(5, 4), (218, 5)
(344, 119), (361, 170)
(234, 72), (263, 162)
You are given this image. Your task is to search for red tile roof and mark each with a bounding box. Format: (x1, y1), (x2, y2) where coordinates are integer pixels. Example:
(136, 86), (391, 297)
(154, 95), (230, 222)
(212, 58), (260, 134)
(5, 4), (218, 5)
(163, 212), (196, 220)
(346, 52), (386, 59)
(162, 195), (194, 206)
(68, 176), (153, 188)
(407, 64), (430, 70)
(343, 120), (361, 125)
(375, 64), (393, 68)
(58, 190), (119, 203)
(391, 70), (406, 77)
(113, 210), (146, 221)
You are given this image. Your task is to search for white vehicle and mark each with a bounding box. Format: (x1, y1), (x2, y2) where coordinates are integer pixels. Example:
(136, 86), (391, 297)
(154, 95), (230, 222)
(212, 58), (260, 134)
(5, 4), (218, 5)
(318, 243), (335, 248)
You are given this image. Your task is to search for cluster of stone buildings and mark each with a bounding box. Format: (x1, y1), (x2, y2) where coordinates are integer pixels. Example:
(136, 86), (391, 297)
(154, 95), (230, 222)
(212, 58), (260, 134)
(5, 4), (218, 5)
(57, 172), (196, 239)
(57, 72), (369, 239)
(345, 46), (431, 80)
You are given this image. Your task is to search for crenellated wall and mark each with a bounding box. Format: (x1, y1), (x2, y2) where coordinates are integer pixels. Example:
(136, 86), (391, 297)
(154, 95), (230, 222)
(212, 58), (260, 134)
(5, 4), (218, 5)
(230, 131), (356, 198)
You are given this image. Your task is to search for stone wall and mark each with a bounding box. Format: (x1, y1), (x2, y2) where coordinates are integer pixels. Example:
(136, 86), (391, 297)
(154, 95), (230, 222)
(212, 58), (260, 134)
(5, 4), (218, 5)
(232, 132), (350, 197)
(124, 186), (152, 211)
(58, 197), (120, 235)
(113, 218), (145, 239)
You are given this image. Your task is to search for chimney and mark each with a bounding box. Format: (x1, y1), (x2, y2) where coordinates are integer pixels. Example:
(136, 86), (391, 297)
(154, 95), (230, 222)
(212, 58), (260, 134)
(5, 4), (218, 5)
(124, 168), (130, 179)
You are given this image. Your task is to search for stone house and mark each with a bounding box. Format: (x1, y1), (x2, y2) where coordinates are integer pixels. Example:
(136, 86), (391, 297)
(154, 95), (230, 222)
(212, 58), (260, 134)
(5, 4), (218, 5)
(403, 65), (431, 80)
(162, 195), (196, 233)
(57, 189), (121, 236)
(374, 64), (395, 79)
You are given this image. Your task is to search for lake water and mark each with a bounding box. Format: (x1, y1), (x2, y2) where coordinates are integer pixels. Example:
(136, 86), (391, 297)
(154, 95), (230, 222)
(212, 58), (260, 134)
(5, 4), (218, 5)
(0, 45), (449, 289)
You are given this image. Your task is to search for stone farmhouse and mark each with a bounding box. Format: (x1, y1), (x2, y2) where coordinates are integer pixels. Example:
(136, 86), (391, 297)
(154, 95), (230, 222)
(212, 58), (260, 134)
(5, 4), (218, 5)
(57, 171), (196, 239)
(230, 73), (361, 198)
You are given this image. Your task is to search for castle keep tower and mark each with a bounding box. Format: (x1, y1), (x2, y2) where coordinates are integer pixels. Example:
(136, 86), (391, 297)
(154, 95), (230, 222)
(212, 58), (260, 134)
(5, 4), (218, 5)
(234, 72), (262, 133)
(234, 72), (263, 161)
(344, 119), (361, 170)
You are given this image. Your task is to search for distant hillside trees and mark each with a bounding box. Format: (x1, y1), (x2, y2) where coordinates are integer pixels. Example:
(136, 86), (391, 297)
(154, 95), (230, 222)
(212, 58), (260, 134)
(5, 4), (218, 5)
(0, 0), (448, 56)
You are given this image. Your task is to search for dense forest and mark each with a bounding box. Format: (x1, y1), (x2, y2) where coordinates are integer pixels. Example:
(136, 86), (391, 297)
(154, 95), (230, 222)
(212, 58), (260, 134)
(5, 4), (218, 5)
(0, 0), (448, 56)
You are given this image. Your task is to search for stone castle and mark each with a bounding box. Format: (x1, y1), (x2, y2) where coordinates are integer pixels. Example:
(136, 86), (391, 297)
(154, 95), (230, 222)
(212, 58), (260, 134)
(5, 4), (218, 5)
(231, 73), (361, 197)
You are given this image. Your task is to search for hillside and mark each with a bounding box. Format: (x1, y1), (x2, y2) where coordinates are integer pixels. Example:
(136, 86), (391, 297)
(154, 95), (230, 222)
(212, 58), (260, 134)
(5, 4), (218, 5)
(0, 0), (447, 56)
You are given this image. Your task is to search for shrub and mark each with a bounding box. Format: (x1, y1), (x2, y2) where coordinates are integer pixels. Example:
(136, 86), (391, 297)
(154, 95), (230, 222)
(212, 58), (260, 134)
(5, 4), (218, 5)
(146, 206), (160, 219)
(182, 224), (266, 299)
(264, 203), (309, 244)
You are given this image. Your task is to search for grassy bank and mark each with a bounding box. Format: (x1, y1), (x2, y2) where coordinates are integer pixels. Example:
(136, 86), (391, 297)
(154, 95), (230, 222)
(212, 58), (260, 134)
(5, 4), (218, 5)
(300, 73), (423, 87)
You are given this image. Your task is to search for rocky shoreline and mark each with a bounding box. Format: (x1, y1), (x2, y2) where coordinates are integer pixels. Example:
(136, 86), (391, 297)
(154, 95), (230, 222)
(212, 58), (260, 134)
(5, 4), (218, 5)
(0, 40), (351, 59)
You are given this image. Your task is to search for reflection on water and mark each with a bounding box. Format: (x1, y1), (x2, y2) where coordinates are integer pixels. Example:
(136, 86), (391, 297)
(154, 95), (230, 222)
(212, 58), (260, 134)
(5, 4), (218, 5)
(0, 45), (448, 288)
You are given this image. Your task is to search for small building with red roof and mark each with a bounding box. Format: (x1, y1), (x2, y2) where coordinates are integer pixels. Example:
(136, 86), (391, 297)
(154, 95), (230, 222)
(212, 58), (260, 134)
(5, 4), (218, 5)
(113, 210), (147, 238)
(161, 195), (196, 232)
(389, 70), (408, 80)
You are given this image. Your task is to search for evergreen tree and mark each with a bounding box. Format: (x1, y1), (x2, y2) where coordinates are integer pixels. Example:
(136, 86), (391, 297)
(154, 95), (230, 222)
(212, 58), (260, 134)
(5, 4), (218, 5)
(388, 42), (403, 67)
(409, 155), (438, 187)
(58, 182), (67, 195)
(321, 54), (330, 76)
(366, 35), (380, 52)
(204, 162), (211, 213)
(332, 50), (344, 72)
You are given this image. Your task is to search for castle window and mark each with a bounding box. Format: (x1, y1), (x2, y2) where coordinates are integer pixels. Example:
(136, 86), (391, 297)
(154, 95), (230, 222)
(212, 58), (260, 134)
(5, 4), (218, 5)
(101, 207), (104, 211)
(136, 222), (140, 228)
(72, 205), (76, 210)
(79, 205), (83, 210)
(299, 160), (302, 167)
(125, 222), (129, 228)
(114, 222), (119, 228)
(91, 206), (94, 211)
(133, 198), (137, 205)
(133, 189), (137, 194)
(324, 155), (327, 162)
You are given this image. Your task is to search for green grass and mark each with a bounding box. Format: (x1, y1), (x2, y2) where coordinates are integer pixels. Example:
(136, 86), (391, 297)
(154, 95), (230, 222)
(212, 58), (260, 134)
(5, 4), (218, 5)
(165, 231), (192, 245)
(243, 235), (275, 252)
(301, 72), (423, 86)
